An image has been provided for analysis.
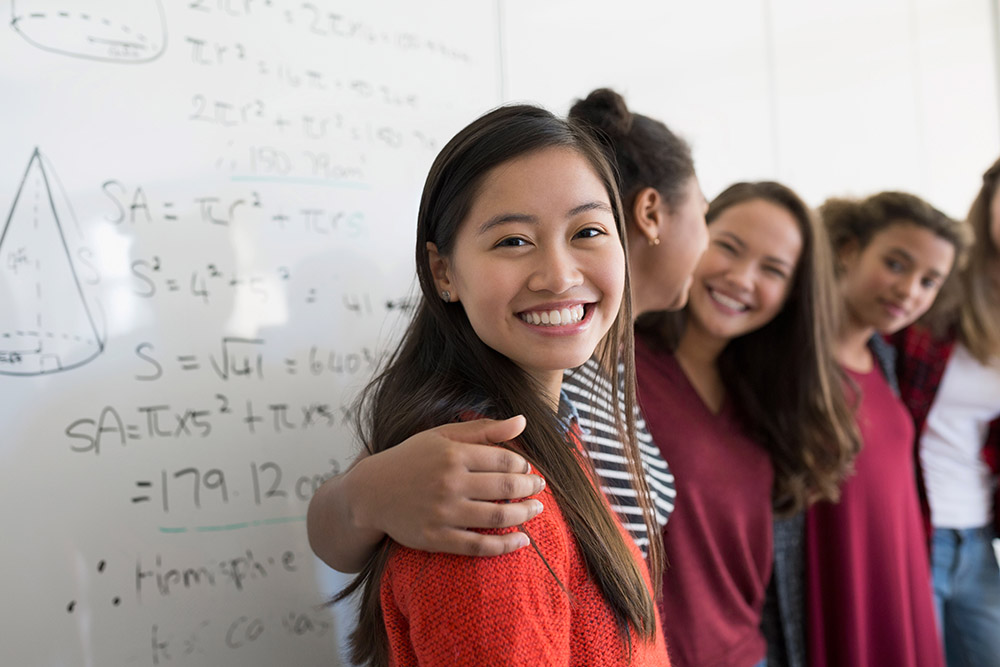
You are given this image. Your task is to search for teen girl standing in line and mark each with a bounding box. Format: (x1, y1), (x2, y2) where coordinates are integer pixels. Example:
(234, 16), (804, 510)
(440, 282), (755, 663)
(635, 181), (858, 667)
(340, 103), (669, 665)
(893, 158), (1000, 667)
(806, 192), (969, 667)
(307, 88), (707, 570)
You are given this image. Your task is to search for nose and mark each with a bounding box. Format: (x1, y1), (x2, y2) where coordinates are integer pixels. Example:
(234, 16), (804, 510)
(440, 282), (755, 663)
(722, 258), (755, 293)
(527, 243), (584, 294)
(894, 272), (923, 302)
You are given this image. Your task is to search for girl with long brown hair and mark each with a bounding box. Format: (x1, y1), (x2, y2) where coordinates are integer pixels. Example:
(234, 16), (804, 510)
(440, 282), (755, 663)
(807, 191), (970, 667)
(307, 88), (706, 571)
(636, 181), (858, 667)
(338, 103), (668, 665)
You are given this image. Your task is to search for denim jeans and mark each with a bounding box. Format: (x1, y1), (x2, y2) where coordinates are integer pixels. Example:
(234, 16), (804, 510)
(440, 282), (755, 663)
(931, 526), (1000, 667)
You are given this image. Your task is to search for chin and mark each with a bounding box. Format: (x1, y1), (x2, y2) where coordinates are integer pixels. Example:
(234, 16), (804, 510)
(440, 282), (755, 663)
(666, 289), (689, 312)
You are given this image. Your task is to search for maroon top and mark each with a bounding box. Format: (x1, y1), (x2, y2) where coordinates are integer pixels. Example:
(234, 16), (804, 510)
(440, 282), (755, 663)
(805, 365), (944, 667)
(636, 338), (773, 667)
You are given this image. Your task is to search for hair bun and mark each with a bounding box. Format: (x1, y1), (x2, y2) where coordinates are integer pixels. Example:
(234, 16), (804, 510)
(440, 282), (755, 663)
(569, 88), (633, 138)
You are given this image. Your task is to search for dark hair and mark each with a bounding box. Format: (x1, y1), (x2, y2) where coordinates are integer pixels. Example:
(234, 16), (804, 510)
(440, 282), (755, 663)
(569, 88), (695, 220)
(925, 159), (1000, 362)
(339, 104), (660, 666)
(821, 191), (969, 267)
(637, 182), (860, 514)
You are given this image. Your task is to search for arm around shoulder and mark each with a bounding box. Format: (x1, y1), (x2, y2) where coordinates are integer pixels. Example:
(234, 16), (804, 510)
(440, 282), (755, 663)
(306, 416), (544, 573)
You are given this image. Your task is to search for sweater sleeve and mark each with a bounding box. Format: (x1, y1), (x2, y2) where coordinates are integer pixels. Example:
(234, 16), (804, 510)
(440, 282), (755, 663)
(381, 493), (574, 666)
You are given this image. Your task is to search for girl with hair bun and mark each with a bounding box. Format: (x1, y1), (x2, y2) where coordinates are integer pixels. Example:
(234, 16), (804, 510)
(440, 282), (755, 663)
(806, 191), (970, 667)
(568, 88), (707, 315)
(893, 158), (1000, 667)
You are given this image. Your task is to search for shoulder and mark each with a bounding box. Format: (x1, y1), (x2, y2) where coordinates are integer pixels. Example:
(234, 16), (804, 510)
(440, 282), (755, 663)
(382, 486), (578, 662)
(385, 483), (573, 601)
(867, 334), (900, 394)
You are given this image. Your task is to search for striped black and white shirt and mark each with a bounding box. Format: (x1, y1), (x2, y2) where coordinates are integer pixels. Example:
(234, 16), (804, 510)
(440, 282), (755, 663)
(562, 358), (676, 556)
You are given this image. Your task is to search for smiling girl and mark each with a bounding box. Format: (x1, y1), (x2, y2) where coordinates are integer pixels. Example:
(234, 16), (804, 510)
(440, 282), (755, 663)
(339, 104), (668, 666)
(806, 192), (970, 667)
(635, 182), (858, 667)
(307, 89), (706, 572)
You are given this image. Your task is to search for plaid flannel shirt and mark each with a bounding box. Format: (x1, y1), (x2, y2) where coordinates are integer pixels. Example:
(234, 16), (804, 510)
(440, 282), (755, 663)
(891, 324), (1000, 542)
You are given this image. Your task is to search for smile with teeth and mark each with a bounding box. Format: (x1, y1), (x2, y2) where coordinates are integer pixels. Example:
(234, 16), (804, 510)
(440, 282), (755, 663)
(519, 304), (586, 326)
(709, 288), (749, 312)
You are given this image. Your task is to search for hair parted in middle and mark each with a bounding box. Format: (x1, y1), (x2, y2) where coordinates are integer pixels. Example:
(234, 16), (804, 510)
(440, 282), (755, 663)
(338, 103), (662, 667)
(637, 181), (861, 514)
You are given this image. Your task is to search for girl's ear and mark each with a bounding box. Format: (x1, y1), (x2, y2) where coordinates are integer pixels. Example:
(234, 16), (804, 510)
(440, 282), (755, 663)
(631, 186), (665, 245)
(836, 238), (861, 276)
(426, 242), (458, 301)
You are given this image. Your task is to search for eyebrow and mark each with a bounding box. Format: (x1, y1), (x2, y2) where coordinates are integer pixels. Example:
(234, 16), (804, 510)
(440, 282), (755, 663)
(716, 230), (795, 268)
(477, 200), (613, 235)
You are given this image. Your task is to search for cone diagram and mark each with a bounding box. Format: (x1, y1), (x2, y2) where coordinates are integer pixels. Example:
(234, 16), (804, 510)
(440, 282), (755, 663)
(0, 149), (104, 376)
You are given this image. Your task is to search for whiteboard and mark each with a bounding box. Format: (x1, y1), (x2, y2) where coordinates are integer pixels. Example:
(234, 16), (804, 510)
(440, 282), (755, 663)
(0, 2), (499, 665)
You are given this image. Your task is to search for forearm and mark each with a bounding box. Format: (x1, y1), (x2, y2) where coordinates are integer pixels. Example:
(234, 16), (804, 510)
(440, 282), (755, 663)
(307, 455), (385, 573)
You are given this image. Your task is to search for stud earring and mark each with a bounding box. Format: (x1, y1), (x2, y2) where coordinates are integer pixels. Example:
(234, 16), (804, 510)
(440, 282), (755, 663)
(648, 236), (661, 247)
(440, 290), (450, 301)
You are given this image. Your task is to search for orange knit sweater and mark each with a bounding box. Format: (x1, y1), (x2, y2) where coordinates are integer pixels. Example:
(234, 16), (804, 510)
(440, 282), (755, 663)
(380, 430), (670, 666)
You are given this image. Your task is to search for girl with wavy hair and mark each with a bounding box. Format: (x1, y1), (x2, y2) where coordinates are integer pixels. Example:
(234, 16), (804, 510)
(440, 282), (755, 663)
(807, 191), (970, 667)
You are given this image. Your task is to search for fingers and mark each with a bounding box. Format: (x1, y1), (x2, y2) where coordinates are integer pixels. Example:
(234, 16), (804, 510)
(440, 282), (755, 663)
(439, 527), (533, 558)
(478, 414), (527, 445)
(439, 415), (527, 448)
(455, 498), (545, 530)
(395, 500), (543, 557)
(459, 471), (545, 501)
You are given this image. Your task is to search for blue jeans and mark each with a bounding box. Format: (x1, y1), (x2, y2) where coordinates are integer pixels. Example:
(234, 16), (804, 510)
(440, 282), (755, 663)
(931, 526), (1000, 667)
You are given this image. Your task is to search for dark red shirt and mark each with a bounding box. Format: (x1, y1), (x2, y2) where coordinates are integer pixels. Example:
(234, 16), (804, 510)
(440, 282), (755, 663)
(805, 365), (943, 667)
(636, 338), (773, 667)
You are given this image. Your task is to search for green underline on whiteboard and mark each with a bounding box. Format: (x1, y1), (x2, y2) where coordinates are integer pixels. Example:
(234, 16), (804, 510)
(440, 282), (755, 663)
(158, 515), (307, 534)
(230, 175), (371, 189)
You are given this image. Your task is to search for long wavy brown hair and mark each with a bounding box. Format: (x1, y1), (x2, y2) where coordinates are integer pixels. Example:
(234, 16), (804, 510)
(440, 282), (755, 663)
(337, 104), (662, 666)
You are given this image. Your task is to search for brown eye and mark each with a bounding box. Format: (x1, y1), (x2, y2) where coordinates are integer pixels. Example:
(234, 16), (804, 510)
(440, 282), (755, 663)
(494, 236), (529, 248)
(574, 227), (605, 240)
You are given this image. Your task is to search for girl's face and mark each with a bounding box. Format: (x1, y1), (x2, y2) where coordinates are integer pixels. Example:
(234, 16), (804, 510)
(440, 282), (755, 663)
(838, 222), (955, 334)
(429, 147), (626, 396)
(686, 198), (803, 343)
(631, 176), (709, 314)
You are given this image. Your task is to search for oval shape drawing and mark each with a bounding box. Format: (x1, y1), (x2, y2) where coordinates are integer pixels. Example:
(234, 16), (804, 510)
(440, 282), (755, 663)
(10, 0), (167, 63)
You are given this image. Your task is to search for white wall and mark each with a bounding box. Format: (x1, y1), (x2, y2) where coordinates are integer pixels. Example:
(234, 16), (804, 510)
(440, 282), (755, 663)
(501, 0), (1000, 218)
